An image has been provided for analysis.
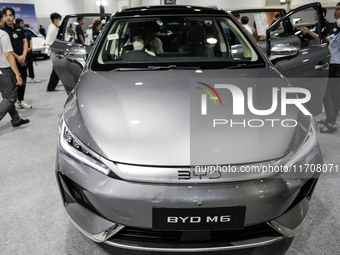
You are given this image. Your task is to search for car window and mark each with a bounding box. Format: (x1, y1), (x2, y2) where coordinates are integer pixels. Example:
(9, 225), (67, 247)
(286, 7), (322, 48)
(231, 11), (285, 42)
(27, 29), (37, 38)
(93, 16), (265, 70)
(63, 16), (106, 45)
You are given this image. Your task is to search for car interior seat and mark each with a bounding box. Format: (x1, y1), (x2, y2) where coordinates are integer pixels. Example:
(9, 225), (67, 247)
(178, 25), (214, 57)
(157, 25), (172, 52)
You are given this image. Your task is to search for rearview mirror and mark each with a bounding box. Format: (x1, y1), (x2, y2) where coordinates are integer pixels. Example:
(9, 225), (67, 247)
(269, 44), (299, 64)
(64, 46), (87, 67)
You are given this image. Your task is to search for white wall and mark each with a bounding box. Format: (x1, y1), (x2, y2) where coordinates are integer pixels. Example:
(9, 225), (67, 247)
(291, 0), (338, 8)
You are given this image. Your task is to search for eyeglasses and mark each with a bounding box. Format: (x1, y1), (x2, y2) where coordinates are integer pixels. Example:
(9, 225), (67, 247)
(334, 7), (340, 11)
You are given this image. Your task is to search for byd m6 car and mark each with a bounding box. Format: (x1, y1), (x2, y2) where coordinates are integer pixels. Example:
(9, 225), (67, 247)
(53, 3), (327, 252)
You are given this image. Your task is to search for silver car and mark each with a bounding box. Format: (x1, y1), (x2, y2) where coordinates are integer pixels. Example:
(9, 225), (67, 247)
(55, 4), (325, 252)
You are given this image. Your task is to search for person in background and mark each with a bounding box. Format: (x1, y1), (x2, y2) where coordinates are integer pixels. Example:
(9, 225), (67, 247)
(232, 13), (241, 23)
(271, 13), (283, 30)
(122, 27), (155, 56)
(322, 8), (331, 36)
(75, 16), (85, 45)
(1, 7), (31, 109)
(0, 10), (29, 127)
(67, 23), (74, 42)
(241, 16), (254, 34)
(15, 19), (41, 84)
(318, 4), (340, 133)
(330, 3), (340, 35)
(39, 25), (46, 37)
(92, 20), (102, 42)
(46, 12), (62, 92)
(144, 21), (163, 55)
(298, 7), (335, 39)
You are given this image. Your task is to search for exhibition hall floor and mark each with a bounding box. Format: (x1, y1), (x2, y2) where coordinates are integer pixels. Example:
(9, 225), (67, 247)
(1, 59), (340, 255)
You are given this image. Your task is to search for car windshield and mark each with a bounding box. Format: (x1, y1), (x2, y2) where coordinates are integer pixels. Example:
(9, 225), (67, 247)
(91, 15), (266, 71)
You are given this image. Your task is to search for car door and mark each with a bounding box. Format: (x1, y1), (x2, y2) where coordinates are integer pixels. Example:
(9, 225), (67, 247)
(50, 13), (110, 94)
(265, 3), (330, 116)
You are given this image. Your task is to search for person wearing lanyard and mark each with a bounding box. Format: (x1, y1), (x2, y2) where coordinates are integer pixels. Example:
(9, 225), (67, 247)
(318, 5), (340, 133)
(15, 18), (41, 84)
(1, 7), (32, 109)
(0, 10), (29, 127)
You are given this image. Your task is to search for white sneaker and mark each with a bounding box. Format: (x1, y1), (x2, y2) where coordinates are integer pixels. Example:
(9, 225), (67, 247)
(17, 101), (32, 109)
(27, 79), (41, 83)
(16, 102), (23, 109)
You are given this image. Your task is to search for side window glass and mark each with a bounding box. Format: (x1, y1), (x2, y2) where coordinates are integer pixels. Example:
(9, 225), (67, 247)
(28, 30), (37, 38)
(221, 20), (258, 61)
(64, 16), (105, 45)
(99, 22), (122, 63)
(64, 18), (77, 42)
(289, 7), (321, 48)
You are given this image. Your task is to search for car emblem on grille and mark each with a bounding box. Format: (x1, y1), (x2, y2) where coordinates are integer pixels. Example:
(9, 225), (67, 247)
(178, 170), (190, 180)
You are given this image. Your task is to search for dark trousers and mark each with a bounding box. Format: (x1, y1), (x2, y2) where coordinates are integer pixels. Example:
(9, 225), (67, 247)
(0, 68), (20, 124)
(47, 68), (59, 91)
(26, 51), (35, 79)
(17, 62), (27, 101)
(323, 64), (340, 124)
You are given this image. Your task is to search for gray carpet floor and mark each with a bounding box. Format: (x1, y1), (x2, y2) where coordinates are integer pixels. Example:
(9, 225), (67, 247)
(1, 59), (339, 255)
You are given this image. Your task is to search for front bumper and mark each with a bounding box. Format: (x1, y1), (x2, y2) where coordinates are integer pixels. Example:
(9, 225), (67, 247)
(32, 46), (51, 58)
(56, 143), (322, 251)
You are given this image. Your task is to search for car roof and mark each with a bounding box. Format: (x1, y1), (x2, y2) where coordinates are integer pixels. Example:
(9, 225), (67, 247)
(229, 8), (286, 14)
(115, 5), (227, 17)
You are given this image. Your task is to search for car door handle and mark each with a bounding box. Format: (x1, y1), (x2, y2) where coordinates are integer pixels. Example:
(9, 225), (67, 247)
(314, 63), (329, 71)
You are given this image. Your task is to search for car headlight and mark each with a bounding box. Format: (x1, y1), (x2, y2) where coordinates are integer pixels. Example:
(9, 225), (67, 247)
(58, 114), (111, 175)
(283, 117), (320, 174)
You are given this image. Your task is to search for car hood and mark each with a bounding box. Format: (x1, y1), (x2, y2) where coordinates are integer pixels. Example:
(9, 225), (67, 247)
(65, 67), (309, 166)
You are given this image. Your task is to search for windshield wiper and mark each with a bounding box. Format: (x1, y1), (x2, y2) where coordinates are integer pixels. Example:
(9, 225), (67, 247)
(114, 65), (201, 71)
(148, 65), (201, 70)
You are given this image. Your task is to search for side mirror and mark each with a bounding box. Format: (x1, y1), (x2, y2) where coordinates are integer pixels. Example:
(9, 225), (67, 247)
(269, 44), (299, 64)
(64, 46), (87, 67)
(230, 44), (244, 59)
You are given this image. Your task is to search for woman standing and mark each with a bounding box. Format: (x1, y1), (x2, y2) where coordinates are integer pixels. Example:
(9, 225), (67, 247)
(92, 20), (102, 42)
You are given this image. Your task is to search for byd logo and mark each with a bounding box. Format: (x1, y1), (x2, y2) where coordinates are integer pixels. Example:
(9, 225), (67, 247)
(197, 82), (312, 116)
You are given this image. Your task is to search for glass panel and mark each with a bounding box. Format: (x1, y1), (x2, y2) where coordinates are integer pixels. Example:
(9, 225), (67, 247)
(64, 16), (106, 45)
(95, 16), (264, 70)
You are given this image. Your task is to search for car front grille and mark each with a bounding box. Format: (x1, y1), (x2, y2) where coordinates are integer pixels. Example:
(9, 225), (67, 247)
(109, 223), (281, 244)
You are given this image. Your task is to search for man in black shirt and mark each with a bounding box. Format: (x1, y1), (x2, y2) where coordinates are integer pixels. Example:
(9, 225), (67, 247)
(271, 13), (283, 30)
(75, 16), (85, 45)
(1, 7), (32, 109)
(39, 25), (46, 37)
(16, 19), (41, 84)
(322, 8), (331, 36)
(0, 9), (29, 127)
